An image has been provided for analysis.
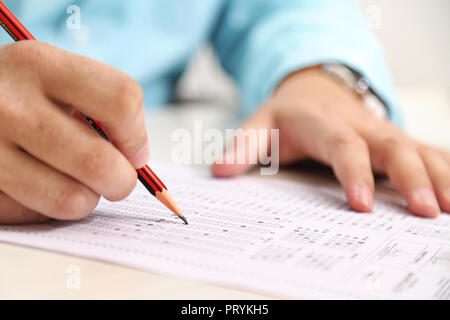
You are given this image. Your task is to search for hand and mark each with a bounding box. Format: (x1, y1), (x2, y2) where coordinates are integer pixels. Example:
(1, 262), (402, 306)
(212, 67), (450, 217)
(0, 41), (149, 224)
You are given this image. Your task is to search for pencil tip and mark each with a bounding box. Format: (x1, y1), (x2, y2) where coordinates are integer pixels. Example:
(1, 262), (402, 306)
(155, 189), (188, 224)
(180, 216), (189, 225)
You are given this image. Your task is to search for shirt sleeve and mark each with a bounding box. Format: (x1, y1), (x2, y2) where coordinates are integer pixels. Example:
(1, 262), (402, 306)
(212, 0), (402, 126)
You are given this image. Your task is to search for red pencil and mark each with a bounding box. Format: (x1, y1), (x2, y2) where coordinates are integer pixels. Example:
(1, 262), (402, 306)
(0, 1), (187, 225)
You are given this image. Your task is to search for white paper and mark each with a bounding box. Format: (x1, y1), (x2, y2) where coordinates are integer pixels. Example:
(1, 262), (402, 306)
(0, 165), (449, 299)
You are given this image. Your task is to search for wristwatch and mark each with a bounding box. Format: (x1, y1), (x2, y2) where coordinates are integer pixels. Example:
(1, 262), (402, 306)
(322, 64), (388, 119)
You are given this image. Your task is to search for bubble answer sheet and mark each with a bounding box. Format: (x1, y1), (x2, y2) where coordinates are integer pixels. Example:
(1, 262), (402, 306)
(0, 164), (449, 299)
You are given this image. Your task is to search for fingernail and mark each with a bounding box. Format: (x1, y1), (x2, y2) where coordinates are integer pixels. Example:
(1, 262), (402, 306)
(355, 185), (373, 211)
(443, 187), (450, 201)
(411, 188), (440, 217)
(132, 143), (150, 168)
(441, 187), (450, 213)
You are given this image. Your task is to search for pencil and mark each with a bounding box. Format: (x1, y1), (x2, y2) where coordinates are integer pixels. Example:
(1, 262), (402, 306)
(0, 0), (187, 225)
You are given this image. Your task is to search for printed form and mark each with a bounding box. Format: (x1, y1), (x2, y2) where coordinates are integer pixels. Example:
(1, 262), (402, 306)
(0, 165), (449, 299)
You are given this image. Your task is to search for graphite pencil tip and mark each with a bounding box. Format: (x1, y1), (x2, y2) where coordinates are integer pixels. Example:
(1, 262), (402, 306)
(179, 216), (189, 225)
(155, 189), (188, 224)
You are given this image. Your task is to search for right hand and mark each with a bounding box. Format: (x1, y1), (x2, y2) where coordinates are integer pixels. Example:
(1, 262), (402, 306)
(0, 41), (150, 224)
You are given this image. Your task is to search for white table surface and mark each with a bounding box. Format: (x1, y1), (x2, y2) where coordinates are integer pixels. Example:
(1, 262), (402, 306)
(0, 87), (448, 299)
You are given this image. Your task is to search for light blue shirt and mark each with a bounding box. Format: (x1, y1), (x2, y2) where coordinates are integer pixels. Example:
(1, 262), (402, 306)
(0, 0), (401, 124)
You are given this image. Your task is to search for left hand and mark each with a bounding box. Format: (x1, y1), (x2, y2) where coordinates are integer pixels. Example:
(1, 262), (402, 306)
(211, 67), (450, 218)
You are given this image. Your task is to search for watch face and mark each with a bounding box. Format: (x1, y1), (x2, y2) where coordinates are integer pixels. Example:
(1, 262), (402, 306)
(355, 77), (370, 95)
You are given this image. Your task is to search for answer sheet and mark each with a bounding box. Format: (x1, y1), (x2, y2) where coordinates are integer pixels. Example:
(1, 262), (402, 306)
(0, 165), (449, 299)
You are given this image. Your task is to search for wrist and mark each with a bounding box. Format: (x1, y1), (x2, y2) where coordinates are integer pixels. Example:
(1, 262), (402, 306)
(321, 64), (388, 119)
(273, 64), (387, 120)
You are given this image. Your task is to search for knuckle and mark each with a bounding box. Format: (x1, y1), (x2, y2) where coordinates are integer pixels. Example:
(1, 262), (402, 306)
(0, 55), (36, 128)
(77, 142), (136, 201)
(382, 136), (413, 156)
(107, 170), (137, 202)
(117, 126), (148, 156)
(380, 135), (417, 167)
(329, 133), (363, 149)
(0, 93), (31, 137)
(383, 136), (403, 149)
(1, 42), (26, 62)
(352, 136), (368, 150)
(114, 76), (144, 119)
(55, 185), (99, 220)
(418, 144), (439, 158)
(78, 142), (112, 181)
(4, 41), (47, 69)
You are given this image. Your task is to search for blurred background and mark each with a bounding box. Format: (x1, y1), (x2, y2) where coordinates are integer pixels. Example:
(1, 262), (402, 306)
(175, 0), (450, 151)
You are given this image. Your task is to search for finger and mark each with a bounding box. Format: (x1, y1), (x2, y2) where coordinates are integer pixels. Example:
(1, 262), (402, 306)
(380, 140), (440, 217)
(441, 150), (450, 166)
(420, 147), (450, 213)
(8, 95), (137, 202)
(274, 108), (374, 212)
(211, 106), (273, 177)
(0, 143), (100, 221)
(0, 192), (49, 225)
(15, 41), (149, 168)
(327, 134), (374, 212)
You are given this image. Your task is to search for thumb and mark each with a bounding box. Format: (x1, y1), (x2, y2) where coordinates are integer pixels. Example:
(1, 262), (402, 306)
(211, 106), (273, 177)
